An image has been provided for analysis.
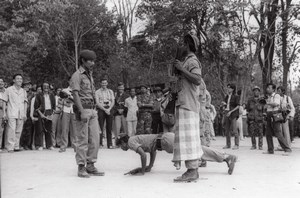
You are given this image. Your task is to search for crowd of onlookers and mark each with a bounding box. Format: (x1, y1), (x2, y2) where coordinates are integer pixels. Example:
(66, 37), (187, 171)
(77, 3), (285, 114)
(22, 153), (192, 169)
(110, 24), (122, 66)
(0, 74), (299, 154)
(0, 75), (179, 152)
(214, 83), (298, 154)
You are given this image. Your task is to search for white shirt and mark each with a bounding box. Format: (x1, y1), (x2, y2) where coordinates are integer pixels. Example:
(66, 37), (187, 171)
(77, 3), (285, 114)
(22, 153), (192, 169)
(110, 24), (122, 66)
(95, 88), (115, 107)
(225, 94), (231, 111)
(266, 93), (281, 112)
(125, 96), (138, 121)
(44, 94), (51, 110)
(30, 97), (36, 119)
(2, 85), (27, 119)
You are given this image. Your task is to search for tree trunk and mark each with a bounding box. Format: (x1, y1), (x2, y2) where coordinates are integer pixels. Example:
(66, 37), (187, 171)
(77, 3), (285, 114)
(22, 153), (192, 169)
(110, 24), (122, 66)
(258, 0), (279, 93)
(281, 0), (292, 91)
(74, 39), (79, 70)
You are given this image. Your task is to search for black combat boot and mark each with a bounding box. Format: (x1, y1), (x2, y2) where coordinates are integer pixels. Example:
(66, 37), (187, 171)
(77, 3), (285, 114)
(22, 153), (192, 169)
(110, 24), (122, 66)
(78, 164), (90, 178)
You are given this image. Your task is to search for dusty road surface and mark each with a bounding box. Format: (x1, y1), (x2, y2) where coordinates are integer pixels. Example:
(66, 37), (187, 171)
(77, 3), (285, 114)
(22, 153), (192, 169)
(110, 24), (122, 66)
(1, 137), (300, 198)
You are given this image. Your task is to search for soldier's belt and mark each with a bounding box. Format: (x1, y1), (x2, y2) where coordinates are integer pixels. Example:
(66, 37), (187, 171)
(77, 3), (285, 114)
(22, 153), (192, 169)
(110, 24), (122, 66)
(267, 110), (281, 115)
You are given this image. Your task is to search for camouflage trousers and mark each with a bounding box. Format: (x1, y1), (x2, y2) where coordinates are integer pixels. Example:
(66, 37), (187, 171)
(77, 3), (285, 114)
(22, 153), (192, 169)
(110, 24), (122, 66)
(200, 120), (212, 147)
(136, 112), (152, 135)
(248, 121), (263, 148)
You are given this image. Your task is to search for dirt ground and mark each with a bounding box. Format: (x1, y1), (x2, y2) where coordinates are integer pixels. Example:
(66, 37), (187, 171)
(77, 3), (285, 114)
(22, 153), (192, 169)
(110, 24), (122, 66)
(1, 136), (300, 198)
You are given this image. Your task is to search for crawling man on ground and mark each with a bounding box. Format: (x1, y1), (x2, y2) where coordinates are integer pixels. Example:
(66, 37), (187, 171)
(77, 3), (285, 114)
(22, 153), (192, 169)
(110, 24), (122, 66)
(116, 132), (237, 177)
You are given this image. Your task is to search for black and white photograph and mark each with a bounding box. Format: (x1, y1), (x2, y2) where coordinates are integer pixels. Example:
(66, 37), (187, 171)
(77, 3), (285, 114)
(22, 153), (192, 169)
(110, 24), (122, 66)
(0, 0), (300, 197)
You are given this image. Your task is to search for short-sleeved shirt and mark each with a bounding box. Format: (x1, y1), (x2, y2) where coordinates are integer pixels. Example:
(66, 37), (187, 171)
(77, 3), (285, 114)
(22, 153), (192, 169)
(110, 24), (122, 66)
(2, 85), (28, 119)
(95, 88), (114, 107)
(137, 93), (154, 112)
(70, 66), (95, 104)
(128, 133), (175, 153)
(125, 96), (138, 121)
(266, 93), (281, 112)
(128, 134), (158, 153)
(176, 53), (202, 113)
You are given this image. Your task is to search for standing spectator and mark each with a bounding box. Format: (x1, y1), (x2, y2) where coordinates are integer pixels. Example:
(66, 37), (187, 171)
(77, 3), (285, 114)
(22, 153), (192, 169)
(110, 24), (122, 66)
(277, 86), (295, 147)
(151, 87), (164, 134)
(2, 74), (28, 152)
(52, 87), (63, 147)
(246, 86), (264, 150)
(113, 82), (128, 143)
(264, 83), (291, 155)
(294, 105), (300, 137)
(160, 89), (176, 133)
(20, 80), (35, 150)
(124, 88), (138, 136)
(0, 78), (6, 151)
(237, 105), (244, 141)
(95, 78), (115, 148)
(70, 49), (104, 178)
(216, 103), (226, 136)
(30, 86), (42, 150)
(241, 104), (248, 137)
(59, 83), (76, 152)
(172, 33), (203, 182)
(34, 82), (56, 150)
(137, 85), (154, 134)
(199, 90), (212, 147)
(223, 84), (240, 150)
(208, 103), (217, 140)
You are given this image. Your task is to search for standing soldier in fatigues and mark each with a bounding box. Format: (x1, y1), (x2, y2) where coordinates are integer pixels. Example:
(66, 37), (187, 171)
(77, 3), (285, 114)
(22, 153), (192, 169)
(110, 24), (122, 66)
(137, 85), (154, 135)
(70, 50), (104, 178)
(246, 86), (264, 150)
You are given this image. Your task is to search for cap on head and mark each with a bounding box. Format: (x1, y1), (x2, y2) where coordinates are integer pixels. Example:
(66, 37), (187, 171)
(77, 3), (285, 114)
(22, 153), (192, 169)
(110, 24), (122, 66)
(23, 80), (32, 85)
(140, 84), (148, 89)
(153, 87), (162, 93)
(252, 86), (261, 92)
(79, 50), (96, 61)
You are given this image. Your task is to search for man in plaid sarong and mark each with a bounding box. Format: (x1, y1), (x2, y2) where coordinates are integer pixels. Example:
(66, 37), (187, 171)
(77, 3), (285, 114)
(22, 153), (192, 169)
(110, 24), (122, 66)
(172, 33), (204, 182)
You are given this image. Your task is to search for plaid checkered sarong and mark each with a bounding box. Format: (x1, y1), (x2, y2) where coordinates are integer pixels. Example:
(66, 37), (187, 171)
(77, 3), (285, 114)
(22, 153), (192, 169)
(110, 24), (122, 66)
(173, 107), (202, 161)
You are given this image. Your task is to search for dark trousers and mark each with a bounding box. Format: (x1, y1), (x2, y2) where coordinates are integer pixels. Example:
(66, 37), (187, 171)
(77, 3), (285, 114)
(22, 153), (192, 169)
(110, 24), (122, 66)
(151, 112), (163, 134)
(224, 116), (239, 147)
(98, 109), (113, 147)
(35, 111), (53, 148)
(266, 113), (291, 152)
(288, 119), (294, 142)
(20, 118), (34, 149)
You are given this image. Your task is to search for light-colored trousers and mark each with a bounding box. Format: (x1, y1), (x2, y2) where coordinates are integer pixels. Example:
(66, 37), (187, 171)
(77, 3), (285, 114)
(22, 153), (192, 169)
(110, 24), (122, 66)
(237, 116), (243, 139)
(127, 120), (137, 137)
(5, 118), (24, 151)
(114, 115), (127, 138)
(52, 113), (61, 147)
(282, 120), (291, 147)
(0, 109), (4, 148)
(60, 112), (76, 149)
(75, 109), (100, 165)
